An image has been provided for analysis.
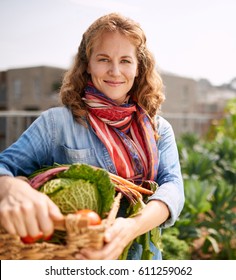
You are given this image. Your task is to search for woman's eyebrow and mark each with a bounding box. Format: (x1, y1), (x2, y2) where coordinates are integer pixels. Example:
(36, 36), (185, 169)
(96, 53), (109, 57)
(96, 54), (134, 59)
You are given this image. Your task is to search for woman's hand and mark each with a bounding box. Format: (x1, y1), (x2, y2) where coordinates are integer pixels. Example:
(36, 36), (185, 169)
(75, 217), (138, 260)
(0, 176), (64, 238)
(75, 200), (169, 260)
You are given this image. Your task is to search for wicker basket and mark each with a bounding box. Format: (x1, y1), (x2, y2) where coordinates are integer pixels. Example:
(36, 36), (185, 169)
(0, 193), (122, 260)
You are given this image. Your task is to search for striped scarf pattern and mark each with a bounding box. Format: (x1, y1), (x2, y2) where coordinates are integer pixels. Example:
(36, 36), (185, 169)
(83, 83), (158, 184)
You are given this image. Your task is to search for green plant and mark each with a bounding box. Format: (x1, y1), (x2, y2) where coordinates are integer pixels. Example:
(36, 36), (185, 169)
(175, 179), (214, 242)
(162, 227), (190, 260)
(162, 99), (236, 259)
(199, 180), (236, 259)
(209, 98), (236, 141)
(207, 137), (236, 185)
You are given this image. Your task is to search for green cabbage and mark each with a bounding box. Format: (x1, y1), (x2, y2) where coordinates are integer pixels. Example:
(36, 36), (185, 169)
(40, 178), (102, 214)
(39, 163), (115, 217)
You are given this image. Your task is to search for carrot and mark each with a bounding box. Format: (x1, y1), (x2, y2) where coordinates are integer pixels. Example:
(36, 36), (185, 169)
(91, 165), (154, 195)
(108, 172), (154, 195)
(116, 184), (142, 199)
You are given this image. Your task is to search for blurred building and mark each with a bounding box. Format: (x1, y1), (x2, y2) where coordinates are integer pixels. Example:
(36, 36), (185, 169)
(161, 73), (236, 137)
(0, 66), (65, 150)
(0, 65), (235, 151)
(161, 72), (198, 136)
(6, 66), (64, 110)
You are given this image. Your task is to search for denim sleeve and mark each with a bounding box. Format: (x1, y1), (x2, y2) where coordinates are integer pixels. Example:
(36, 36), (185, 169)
(0, 110), (54, 177)
(147, 116), (185, 228)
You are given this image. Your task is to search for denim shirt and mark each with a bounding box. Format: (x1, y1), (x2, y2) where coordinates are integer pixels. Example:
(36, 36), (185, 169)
(0, 107), (184, 259)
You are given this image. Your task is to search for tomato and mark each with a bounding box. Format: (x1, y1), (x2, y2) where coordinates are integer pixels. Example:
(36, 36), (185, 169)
(21, 232), (52, 244)
(43, 234), (53, 241)
(76, 209), (102, 225)
(21, 233), (43, 244)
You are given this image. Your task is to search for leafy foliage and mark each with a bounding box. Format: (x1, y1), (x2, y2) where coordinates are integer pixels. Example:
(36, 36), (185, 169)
(162, 98), (236, 260)
(41, 178), (102, 214)
(162, 228), (190, 260)
(58, 164), (115, 216)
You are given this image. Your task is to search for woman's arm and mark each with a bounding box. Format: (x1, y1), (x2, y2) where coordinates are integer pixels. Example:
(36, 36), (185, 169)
(0, 110), (54, 177)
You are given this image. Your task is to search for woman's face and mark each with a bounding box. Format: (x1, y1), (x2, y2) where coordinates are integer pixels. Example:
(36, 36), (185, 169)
(87, 31), (138, 105)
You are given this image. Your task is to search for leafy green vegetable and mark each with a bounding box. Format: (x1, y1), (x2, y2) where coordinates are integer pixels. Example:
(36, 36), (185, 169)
(40, 178), (102, 214)
(38, 163), (115, 217)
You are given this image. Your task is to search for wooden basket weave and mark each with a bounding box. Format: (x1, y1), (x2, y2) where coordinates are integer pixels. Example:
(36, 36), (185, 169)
(0, 193), (122, 260)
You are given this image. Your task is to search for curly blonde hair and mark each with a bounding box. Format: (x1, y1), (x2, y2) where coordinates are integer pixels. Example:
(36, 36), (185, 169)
(60, 13), (165, 125)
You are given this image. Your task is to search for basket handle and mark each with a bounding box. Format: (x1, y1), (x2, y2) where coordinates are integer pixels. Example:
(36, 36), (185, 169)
(53, 214), (90, 231)
(54, 218), (66, 230)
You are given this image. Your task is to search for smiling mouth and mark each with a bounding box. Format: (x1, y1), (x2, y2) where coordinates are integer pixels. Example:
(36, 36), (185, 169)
(104, 80), (125, 86)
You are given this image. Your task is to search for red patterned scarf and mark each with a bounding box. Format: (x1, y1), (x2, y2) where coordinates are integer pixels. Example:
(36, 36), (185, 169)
(83, 82), (158, 184)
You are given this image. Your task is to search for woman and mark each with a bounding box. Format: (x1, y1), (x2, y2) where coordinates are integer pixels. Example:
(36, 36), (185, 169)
(0, 13), (184, 260)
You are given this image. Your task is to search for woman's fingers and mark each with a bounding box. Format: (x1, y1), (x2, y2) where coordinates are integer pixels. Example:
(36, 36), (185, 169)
(17, 201), (38, 237)
(0, 177), (63, 238)
(34, 194), (61, 236)
(76, 218), (137, 260)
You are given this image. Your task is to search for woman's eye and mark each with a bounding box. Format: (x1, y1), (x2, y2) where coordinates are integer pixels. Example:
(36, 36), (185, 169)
(121, 59), (131, 63)
(98, 58), (109, 62)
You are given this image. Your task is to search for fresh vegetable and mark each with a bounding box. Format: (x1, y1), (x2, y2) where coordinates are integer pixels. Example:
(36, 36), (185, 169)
(40, 178), (102, 215)
(29, 163), (156, 216)
(27, 163), (160, 257)
(30, 166), (69, 189)
(21, 233), (52, 244)
(88, 166), (157, 205)
(108, 172), (154, 195)
(76, 209), (102, 225)
(29, 164), (115, 218)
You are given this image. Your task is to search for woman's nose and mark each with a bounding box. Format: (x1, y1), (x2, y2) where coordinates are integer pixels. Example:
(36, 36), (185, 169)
(108, 63), (121, 76)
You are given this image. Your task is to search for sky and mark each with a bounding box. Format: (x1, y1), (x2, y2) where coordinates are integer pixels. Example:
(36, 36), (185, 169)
(0, 0), (235, 86)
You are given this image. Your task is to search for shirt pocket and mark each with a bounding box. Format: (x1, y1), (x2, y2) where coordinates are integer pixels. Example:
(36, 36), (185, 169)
(60, 145), (99, 166)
